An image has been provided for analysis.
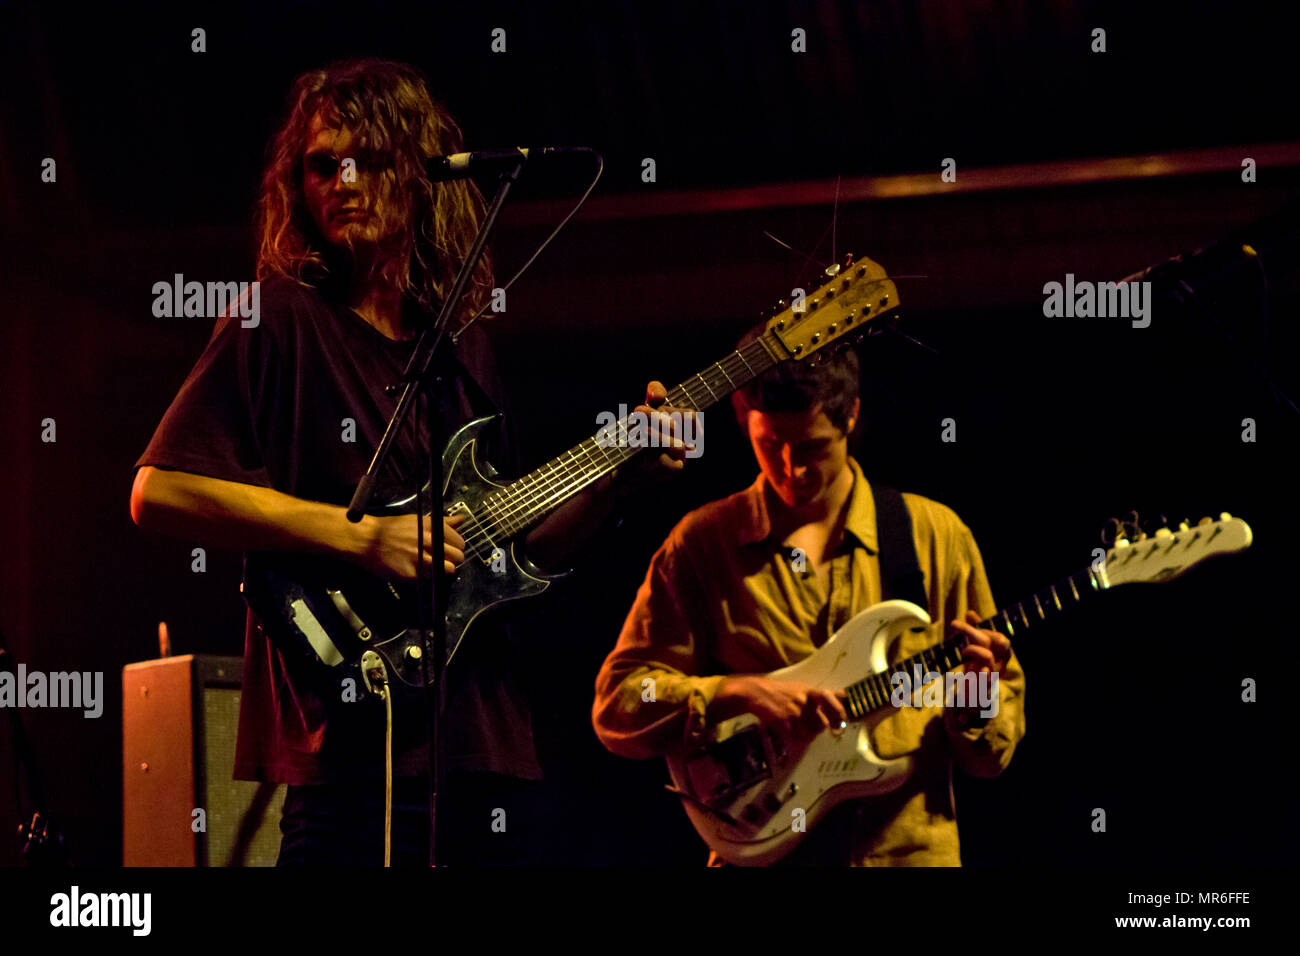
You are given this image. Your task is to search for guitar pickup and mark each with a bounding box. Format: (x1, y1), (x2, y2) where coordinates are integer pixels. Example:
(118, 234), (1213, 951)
(685, 718), (772, 801)
(326, 589), (372, 643)
(289, 599), (344, 668)
(445, 501), (498, 565)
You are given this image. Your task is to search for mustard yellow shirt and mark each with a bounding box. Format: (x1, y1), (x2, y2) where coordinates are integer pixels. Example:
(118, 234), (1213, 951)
(592, 456), (1026, 865)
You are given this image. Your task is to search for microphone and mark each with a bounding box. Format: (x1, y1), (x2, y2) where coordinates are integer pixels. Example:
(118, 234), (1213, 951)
(426, 146), (588, 182)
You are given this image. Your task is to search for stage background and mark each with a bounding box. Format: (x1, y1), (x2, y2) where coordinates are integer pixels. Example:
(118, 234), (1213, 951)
(2, 0), (1297, 866)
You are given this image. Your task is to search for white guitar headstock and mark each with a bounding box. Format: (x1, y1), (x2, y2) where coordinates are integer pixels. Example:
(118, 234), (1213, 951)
(1101, 513), (1252, 587)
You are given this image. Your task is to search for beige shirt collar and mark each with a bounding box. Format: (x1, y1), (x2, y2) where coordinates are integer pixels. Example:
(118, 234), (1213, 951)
(737, 456), (879, 553)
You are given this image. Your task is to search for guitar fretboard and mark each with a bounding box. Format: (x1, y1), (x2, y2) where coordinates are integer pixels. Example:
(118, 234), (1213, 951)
(461, 332), (785, 554)
(841, 565), (1105, 720)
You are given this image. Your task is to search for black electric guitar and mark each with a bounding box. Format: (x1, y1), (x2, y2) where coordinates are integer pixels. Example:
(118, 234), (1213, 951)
(242, 254), (901, 691)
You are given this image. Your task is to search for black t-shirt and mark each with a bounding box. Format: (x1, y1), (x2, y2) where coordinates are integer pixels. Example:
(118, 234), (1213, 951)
(135, 276), (542, 784)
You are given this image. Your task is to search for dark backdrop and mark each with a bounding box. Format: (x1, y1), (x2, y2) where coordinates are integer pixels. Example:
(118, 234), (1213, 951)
(2, 0), (1297, 866)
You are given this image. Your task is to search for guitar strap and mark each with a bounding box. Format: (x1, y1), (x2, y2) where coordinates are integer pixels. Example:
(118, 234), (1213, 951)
(870, 483), (928, 610)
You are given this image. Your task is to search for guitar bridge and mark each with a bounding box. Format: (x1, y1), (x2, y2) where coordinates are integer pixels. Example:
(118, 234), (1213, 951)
(684, 718), (772, 802)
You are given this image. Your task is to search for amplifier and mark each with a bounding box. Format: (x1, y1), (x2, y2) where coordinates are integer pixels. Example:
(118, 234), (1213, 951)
(122, 654), (284, 866)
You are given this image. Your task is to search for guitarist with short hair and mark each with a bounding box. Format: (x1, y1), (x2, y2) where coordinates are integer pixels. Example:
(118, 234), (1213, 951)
(592, 327), (1027, 865)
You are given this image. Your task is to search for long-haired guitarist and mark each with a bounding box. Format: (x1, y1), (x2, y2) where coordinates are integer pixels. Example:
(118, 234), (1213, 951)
(593, 325), (1027, 865)
(130, 58), (690, 865)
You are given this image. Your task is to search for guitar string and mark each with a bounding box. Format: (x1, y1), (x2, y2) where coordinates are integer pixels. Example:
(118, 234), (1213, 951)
(451, 278), (884, 554)
(458, 305), (874, 553)
(461, 345), (776, 552)
(464, 346), (755, 539)
(456, 345), (770, 554)
(469, 341), (774, 540)
(463, 377), (721, 551)
(460, 331), (789, 547)
(462, 338), (771, 541)
(840, 568), (1095, 718)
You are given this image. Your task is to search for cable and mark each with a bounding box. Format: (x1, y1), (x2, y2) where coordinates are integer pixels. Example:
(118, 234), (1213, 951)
(361, 650), (393, 867)
(453, 149), (604, 341)
(383, 684), (392, 868)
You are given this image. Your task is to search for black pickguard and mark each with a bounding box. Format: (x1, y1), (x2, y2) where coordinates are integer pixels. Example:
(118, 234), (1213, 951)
(242, 415), (563, 693)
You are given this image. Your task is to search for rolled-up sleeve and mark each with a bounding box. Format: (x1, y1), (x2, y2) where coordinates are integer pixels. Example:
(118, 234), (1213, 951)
(592, 533), (726, 760)
(941, 524), (1027, 778)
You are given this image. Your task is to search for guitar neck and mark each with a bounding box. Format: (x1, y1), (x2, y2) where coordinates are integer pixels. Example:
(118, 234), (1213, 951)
(841, 563), (1108, 720)
(473, 333), (785, 540)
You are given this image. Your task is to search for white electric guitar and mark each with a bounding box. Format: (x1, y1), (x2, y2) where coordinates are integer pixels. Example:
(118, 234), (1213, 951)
(665, 514), (1253, 865)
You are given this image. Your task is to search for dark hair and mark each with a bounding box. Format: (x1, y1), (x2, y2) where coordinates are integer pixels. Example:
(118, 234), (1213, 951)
(731, 321), (860, 433)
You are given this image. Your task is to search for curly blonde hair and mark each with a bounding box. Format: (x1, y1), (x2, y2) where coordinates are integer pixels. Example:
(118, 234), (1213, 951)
(256, 58), (493, 323)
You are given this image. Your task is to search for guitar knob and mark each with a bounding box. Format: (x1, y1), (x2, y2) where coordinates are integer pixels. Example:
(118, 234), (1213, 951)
(404, 645), (423, 663)
(1219, 512), (1232, 521)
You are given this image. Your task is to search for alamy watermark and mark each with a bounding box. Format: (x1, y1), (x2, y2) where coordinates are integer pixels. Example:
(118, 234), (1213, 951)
(0, 663), (103, 718)
(152, 274), (260, 327)
(594, 404), (704, 458)
(50, 886), (150, 936)
(1043, 274), (1151, 328)
(890, 664), (999, 719)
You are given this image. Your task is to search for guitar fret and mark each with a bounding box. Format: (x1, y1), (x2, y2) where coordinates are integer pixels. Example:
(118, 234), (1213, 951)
(837, 560), (1127, 729)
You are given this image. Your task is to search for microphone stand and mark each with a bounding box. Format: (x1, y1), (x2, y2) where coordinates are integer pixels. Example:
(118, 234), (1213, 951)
(346, 154), (528, 866)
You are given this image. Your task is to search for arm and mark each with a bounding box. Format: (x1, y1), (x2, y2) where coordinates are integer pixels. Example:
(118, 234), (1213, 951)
(522, 473), (619, 572)
(592, 536), (726, 760)
(591, 531), (845, 760)
(522, 379), (694, 573)
(940, 526), (1027, 778)
(130, 466), (464, 580)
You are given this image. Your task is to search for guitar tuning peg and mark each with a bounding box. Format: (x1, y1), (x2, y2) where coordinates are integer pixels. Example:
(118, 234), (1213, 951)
(1100, 517), (1122, 547)
(1140, 513), (1170, 536)
(1198, 516), (1213, 526)
(1178, 518), (1190, 531)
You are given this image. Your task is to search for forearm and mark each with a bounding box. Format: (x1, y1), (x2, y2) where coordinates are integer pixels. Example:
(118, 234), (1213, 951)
(592, 664), (727, 760)
(943, 675), (1025, 778)
(130, 465), (368, 560)
(523, 473), (620, 571)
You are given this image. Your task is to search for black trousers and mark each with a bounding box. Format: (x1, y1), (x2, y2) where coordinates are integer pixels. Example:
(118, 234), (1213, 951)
(276, 772), (541, 867)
